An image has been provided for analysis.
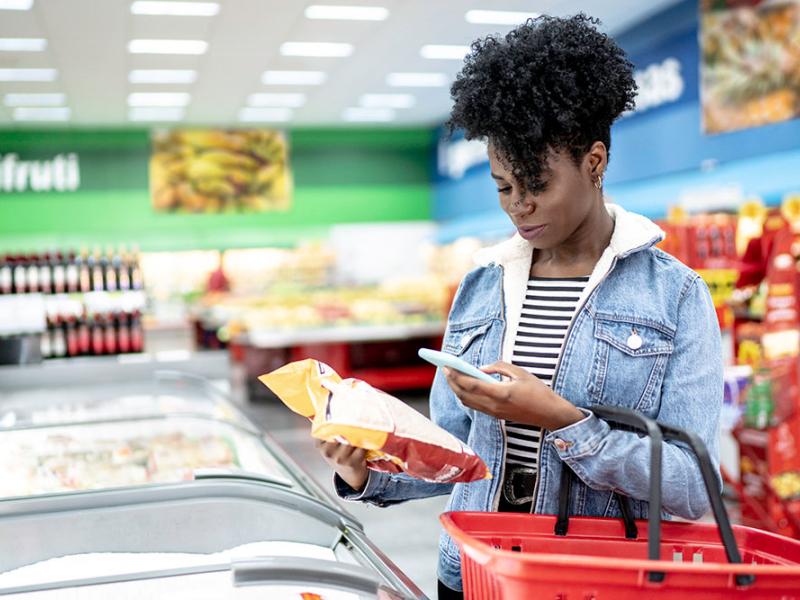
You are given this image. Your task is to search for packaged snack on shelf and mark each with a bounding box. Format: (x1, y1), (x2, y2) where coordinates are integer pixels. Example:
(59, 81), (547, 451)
(769, 413), (800, 478)
(260, 359), (491, 484)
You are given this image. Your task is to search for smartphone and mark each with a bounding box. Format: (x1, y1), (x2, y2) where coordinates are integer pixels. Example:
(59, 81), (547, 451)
(418, 348), (496, 384)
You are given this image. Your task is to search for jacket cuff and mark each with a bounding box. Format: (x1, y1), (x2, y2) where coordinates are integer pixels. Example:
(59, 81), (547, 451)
(544, 408), (610, 458)
(333, 469), (389, 502)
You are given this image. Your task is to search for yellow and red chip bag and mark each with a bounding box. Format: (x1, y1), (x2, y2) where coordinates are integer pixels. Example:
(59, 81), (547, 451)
(259, 359), (490, 484)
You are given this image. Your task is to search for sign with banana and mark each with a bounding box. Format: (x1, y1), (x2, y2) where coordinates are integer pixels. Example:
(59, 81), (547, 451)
(150, 129), (292, 213)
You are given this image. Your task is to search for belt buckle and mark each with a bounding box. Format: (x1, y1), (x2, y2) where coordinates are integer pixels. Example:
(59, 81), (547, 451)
(503, 465), (536, 505)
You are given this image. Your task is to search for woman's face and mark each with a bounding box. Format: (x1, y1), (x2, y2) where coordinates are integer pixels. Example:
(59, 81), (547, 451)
(489, 146), (600, 250)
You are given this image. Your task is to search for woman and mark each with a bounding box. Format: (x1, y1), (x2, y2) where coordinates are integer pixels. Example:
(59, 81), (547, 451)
(317, 14), (722, 599)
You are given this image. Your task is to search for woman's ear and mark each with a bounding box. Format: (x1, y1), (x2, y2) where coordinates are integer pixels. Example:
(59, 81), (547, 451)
(585, 141), (608, 178)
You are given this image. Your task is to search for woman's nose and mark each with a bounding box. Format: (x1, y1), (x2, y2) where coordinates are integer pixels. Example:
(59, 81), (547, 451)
(509, 196), (534, 217)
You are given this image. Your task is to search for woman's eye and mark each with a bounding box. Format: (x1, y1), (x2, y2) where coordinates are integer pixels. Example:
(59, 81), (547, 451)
(496, 186), (512, 195)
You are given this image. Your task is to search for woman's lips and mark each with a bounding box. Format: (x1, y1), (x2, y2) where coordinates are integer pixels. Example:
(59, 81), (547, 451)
(518, 224), (547, 240)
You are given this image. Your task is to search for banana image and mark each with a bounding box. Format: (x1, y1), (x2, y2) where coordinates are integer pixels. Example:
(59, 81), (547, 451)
(150, 129), (291, 212)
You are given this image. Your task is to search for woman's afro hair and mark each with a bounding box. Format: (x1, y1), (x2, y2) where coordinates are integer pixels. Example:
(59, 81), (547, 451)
(446, 14), (637, 192)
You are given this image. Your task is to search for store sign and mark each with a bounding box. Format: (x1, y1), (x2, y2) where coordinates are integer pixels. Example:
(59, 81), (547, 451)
(0, 152), (80, 193)
(437, 137), (488, 180)
(628, 57), (685, 115)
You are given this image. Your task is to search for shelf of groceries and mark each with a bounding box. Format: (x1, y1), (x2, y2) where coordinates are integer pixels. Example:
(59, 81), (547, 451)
(658, 195), (800, 539)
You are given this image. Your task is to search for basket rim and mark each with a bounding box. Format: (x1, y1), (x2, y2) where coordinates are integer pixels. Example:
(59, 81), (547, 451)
(440, 511), (800, 576)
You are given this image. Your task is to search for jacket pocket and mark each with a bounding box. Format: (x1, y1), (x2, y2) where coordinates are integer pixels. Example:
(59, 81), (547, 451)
(442, 319), (494, 362)
(587, 316), (675, 413)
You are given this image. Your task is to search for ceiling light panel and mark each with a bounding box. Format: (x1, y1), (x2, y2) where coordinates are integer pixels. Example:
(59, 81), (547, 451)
(359, 93), (415, 109)
(420, 44), (470, 60)
(130, 1), (220, 16)
(4, 93), (65, 106)
(342, 107), (395, 122)
(127, 92), (191, 106)
(0, 0), (33, 9)
(238, 107), (292, 122)
(13, 107), (70, 121)
(261, 70), (326, 85)
(128, 107), (185, 121)
(0, 68), (57, 81)
(280, 42), (353, 57)
(128, 69), (197, 84)
(386, 72), (448, 87)
(304, 5), (388, 21)
(246, 93), (306, 108)
(465, 10), (540, 25)
(128, 39), (208, 54)
(0, 38), (47, 51)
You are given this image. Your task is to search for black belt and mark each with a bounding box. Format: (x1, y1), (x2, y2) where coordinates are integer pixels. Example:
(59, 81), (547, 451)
(502, 465), (537, 506)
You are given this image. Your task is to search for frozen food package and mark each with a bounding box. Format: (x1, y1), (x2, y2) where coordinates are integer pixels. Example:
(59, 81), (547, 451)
(260, 359), (490, 484)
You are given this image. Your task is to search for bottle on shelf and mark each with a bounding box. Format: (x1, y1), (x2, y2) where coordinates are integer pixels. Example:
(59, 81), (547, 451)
(26, 253), (40, 294)
(90, 313), (105, 355)
(130, 310), (144, 353)
(117, 245), (130, 291)
(51, 317), (67, 359)
(91, 247), (105, 292)
(0, 255), (12, 295)
(130, 245), (144, 291)
(105, 246), (117, 292)
(103, 310), (117, 355)
(52, 252), (66, 294)
(66, 250), (80, 294)
(12, 255), (27, 294)
(117, 312), (131, 353)
(77, 249), (91, 293)
(38, 252), (52, 295)
(65, 316), (80, 357)
(77, 311), (91, 356)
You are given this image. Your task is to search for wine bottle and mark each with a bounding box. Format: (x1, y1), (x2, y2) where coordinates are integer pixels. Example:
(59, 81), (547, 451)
(38, 252), (52, 295)
(0, 255), (12, 295)
(12, 255), (27, 294)
(117, 245), (130, 291)
(66, 250), (80, 294)
(105, 246), (117, 291)
(91, 247), (104, 292)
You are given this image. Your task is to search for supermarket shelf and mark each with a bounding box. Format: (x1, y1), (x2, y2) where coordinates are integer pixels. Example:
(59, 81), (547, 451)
(0, 350), (229, 391)
(241, 322), (445, 349)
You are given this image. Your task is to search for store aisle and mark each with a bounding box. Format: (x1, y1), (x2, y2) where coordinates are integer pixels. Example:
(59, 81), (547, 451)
(242, 394), (447, 599)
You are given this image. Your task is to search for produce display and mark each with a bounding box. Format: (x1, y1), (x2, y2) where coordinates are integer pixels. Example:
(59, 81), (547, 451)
(150, 129), (291, 213)
(197, 279), (448, 338)
(0, 418), (289, 497)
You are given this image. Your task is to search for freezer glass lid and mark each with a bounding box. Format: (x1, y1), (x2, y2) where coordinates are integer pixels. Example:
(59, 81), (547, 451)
(0, 416), (295, 497)
(0, 372), (250, 430)
(0, 544), (405, 600)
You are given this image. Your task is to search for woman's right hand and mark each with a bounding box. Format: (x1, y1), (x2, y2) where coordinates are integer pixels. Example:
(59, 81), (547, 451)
(315, 439), (369, 492)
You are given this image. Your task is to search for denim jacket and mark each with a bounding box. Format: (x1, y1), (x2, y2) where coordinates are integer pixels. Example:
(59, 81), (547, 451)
(335, 204), (723, 591)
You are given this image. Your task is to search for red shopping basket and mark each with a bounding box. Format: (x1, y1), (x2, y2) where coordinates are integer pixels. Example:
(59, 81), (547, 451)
(441, 405), (800, 599)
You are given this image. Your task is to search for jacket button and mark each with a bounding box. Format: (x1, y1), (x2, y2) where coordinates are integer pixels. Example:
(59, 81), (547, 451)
(627, 333), (642, 350)
(553, 438), (568, 451)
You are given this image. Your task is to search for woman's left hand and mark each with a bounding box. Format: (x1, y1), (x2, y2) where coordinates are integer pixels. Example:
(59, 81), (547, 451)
(443, 361), (585, 430)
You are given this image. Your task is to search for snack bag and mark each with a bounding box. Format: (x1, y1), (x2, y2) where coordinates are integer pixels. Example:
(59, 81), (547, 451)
(260, 359), (490, 484)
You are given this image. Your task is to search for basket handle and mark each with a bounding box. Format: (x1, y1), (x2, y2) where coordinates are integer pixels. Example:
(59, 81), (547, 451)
(554, 405), (754, 586)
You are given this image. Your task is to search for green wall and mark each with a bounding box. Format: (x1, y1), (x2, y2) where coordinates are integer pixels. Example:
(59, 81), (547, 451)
(0, 128), (435, 251)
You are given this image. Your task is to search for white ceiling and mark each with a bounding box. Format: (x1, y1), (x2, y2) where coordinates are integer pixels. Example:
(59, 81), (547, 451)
(0, 0), (682, 127)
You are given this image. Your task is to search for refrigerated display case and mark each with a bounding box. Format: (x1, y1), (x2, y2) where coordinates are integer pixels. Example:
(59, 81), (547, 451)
(0, 371), (426, 599)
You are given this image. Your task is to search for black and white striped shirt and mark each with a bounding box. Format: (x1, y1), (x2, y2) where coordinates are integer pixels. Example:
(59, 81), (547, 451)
(505, 276), (589, 468)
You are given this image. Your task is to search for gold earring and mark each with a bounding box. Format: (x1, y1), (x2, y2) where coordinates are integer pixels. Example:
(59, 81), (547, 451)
(594, 174), (603, 190)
